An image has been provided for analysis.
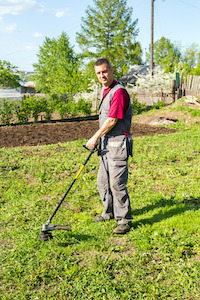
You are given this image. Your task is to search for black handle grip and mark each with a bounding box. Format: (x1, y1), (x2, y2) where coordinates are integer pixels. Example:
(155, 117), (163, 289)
(83, 144), (97, 152)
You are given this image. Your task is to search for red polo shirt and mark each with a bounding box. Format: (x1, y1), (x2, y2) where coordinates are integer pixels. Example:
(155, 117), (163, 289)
(102, 80), (130, 119)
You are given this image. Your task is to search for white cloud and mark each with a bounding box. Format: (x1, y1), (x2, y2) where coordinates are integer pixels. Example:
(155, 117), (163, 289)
(0, 0), (45, 17)
(33, 32), (44, 38)
(5, 23), (18, 33)
(56, 8), (69, 18)
(26, 42), (38, 50)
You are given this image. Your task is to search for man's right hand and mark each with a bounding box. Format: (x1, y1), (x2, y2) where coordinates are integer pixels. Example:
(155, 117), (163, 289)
(86, 136), (98, 149)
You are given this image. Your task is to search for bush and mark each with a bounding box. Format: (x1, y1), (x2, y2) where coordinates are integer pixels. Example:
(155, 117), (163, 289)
(132, 100), (147, 115)
(151, 101), (166, 110)
(75, 97), (92, 115)
(56, 99), (73, 119)
(15, 98), (32, 124)
(39, 97), (54, 120)
(56, 97), (92, 119)
(0, 95), (92, 125)
(0, 98), (15, 125)
(26, 96), (53, 122)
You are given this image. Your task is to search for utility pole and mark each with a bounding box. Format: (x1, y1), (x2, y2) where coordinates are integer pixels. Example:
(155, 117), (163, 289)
(150, 0), (155, 76)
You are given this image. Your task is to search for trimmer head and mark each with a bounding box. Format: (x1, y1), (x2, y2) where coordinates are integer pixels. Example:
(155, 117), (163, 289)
(39, 230), (53, 241)
(39, 223), (71, 241)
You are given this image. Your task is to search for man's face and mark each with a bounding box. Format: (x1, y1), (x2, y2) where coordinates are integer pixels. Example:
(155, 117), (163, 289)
(95, 63), (114, 88)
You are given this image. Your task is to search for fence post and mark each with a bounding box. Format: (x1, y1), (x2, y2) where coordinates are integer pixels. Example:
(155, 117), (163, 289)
(161, 88), (163, 102)
(172, 80), (176, 102)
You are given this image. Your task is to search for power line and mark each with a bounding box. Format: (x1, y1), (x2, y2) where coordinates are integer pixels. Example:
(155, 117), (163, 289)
(176, 0), (200, 10)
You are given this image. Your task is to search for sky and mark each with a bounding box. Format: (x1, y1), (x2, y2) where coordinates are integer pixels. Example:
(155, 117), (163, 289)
(0, 0), (200, 72)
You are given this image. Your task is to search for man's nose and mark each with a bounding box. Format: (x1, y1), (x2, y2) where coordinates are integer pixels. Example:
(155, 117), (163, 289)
(99, 72), (105, 78)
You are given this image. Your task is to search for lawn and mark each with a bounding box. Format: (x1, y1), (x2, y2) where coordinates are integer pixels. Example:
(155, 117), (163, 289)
(1, 120), (200, 299)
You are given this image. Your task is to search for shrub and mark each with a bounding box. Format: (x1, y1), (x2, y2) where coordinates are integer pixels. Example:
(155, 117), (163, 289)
(56, 97), (92, 119)
(26, 96), (53, 122)
(75, 97), (92, 115)
(39, 97), (54, 120)
(0, 98), (15, 125)
(14, 98), (32, 124)
(132, 100), (147, 115)
(25, 96), (42, 122)
(0, 94), (92, 125)
(56, 100), (73, 119)
(151, 101), (166, 110)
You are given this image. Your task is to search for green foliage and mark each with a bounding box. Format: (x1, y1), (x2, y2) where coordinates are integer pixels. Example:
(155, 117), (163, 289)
(146, 37), (181, 73)
(175, 44), (200, 75)
(33, 32), (87, 95)
(183, 43), (199, 69)
(190, 109), (200, 117)
(131, 100), (147, 115)
(0, 98), (15, 125)
(151, 101), (166, 110)
(16, 96), (53, 122)
(14, 98), (32, 124)
(56, 97), (92, 119)
(193, 63), (200, 75)
(75, 97), (92, 115)
(39, 97), (54, 120)
(1, 125), (200, 299)
(29, 97), (44, 122)
(147, 38), (200, 76)
(76, 0), (142, 79)
(171, 104), (192, 113)
(0, 60), (20, 88)
(130, 95), (164, 116)
(170, 99), (200, 118)
(56, 98), (74, 119)
(0, 96), (92, 125)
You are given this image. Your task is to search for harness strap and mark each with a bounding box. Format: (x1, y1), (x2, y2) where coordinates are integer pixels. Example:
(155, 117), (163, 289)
(99, 82), (119, 110)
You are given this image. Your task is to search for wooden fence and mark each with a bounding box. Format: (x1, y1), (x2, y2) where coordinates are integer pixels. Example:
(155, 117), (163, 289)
(129, 75), (200, 106)
(180, 75), (200, 96)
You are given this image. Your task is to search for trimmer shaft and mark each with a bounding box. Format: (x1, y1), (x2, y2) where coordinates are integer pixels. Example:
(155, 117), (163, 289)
(39, 145), (97, 242)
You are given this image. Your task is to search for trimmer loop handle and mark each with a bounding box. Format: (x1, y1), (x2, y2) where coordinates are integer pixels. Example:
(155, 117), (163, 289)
(83, 144), (98, 153)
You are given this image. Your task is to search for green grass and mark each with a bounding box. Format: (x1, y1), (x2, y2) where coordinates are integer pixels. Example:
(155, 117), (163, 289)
(1, 124), (200, 299)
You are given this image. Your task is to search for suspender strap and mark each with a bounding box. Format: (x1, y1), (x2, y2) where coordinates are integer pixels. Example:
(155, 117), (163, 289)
(99, 82), (119, 110)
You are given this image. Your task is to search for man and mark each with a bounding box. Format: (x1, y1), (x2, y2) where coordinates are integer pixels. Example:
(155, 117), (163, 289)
(86, 58), (133, 234)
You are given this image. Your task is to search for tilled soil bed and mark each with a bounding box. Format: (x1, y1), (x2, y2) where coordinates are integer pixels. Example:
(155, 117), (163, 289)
(0, 117), (177, 148)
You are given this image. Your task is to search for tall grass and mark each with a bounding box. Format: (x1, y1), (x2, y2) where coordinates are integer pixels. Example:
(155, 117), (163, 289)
(1, 125), (200, 299)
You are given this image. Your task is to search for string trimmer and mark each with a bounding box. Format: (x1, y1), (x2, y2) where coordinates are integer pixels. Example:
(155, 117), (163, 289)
(39, 145), (98, 241)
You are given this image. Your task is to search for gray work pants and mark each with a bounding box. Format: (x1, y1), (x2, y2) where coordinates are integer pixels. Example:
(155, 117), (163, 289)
(97, 135), (133, 224)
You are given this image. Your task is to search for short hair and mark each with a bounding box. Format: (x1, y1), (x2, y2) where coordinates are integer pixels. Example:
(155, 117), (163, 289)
(95, 58), (112, 69)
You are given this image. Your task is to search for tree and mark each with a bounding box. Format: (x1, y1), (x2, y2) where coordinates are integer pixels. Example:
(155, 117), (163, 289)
(33, 32), (87, 95)
(146, 37), (181, 72)
(183, 43), (199, 68)
(174, 44), (200, 76)
(76, 0), (142, 79)
(0, 60), (20, 88)
(193, 51), (200, 75)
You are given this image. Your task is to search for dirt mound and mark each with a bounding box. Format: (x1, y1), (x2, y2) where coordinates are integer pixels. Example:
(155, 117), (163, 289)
(0, 118), (177, 148)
